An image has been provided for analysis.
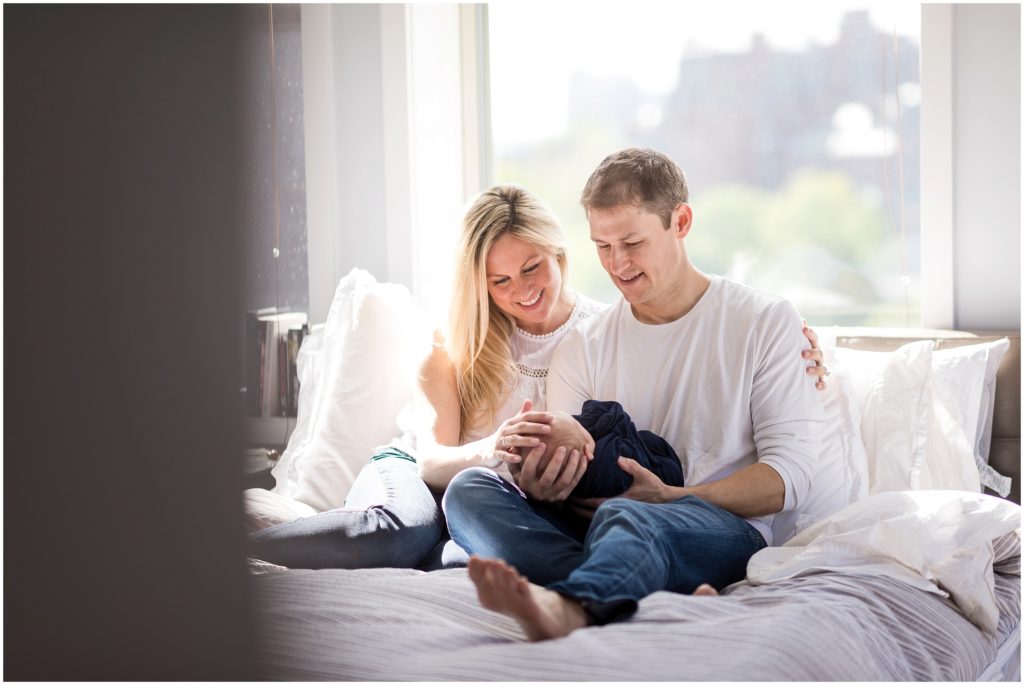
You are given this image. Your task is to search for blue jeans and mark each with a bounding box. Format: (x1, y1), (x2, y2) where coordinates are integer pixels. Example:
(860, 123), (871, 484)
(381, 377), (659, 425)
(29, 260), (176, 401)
(249, 447), (468, 570)
(442, 467), (590, 585)
(443, 467), (766, 613)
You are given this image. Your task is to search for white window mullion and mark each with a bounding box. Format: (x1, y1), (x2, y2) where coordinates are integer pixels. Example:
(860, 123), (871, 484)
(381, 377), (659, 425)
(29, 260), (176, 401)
(460, 4), (492, 199)
(407, 4), (470, 318)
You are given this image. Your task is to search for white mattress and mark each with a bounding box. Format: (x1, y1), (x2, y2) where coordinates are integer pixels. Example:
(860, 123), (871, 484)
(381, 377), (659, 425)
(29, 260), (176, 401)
(251, 563), (1020, 681)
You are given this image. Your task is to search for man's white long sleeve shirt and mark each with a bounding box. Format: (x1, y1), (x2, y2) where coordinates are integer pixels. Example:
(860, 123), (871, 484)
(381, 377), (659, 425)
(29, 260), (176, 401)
(547, 276), (826, 544)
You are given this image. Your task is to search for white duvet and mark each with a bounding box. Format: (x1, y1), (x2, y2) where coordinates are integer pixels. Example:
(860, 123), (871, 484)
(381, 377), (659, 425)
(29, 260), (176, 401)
(747, 490), (1021, 633)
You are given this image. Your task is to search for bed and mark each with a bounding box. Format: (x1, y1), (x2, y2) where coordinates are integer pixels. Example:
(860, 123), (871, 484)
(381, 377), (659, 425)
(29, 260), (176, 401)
(252, 549), (1019, 680)
(245, 276), (1021, 682)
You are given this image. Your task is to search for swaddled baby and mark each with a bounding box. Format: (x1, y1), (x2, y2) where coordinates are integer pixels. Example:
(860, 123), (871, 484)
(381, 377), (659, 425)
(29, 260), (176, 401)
(512, 400), (684, 499)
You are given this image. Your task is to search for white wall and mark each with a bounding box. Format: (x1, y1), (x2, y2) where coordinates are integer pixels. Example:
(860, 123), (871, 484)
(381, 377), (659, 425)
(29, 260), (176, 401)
(922, 3), (1020, 331)
(952, 4), (1021, 331)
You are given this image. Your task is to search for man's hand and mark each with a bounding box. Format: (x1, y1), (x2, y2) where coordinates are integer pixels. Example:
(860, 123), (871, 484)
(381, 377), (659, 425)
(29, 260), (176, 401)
(511, 442), (587, 503)
(802, 320), (829, 391)
(616, 457), (674, 502)
(568, 457), (678, 518)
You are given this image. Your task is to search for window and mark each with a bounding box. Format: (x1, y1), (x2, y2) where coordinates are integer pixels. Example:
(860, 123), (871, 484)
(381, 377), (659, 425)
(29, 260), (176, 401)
(488, 3), (921, 326)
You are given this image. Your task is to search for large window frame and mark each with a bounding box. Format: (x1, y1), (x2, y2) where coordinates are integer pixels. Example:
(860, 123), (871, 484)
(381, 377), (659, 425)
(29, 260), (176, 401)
(298, 4), (1016, 332)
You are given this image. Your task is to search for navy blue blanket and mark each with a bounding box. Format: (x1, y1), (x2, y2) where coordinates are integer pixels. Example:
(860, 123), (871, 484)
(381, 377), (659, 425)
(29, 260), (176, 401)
(571, 400), (684, 499)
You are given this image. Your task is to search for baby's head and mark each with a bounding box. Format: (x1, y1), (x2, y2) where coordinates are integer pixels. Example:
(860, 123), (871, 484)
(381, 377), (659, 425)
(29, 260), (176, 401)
(506, 411), (594, 480)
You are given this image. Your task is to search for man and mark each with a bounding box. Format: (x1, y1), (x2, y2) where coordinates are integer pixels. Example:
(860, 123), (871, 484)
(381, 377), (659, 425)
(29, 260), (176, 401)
(443, 148), (826, 640)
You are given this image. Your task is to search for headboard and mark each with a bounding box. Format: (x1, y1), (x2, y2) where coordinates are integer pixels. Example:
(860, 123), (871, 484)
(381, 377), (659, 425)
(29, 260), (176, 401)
(833, 328), (1021, 504)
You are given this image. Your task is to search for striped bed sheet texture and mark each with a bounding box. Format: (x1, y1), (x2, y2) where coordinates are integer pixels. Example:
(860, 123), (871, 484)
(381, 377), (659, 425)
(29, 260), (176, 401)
(251, 553), (1020, 681)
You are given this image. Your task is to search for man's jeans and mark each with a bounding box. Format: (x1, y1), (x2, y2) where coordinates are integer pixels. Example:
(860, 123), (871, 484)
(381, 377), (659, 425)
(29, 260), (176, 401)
(249, 448), (468, 570)
(443, 466), (767, 609)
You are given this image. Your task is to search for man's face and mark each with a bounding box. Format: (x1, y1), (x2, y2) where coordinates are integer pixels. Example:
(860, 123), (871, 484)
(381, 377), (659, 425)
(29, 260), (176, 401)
(588, 203), (690, 321)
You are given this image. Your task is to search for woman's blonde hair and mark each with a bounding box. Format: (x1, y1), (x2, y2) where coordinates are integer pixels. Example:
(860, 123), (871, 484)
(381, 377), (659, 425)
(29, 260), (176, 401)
(448, 184), (569, 440)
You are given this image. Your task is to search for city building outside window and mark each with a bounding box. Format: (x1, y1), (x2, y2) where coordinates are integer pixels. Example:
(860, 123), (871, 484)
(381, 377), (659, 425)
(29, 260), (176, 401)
(489, 3), (920, 326)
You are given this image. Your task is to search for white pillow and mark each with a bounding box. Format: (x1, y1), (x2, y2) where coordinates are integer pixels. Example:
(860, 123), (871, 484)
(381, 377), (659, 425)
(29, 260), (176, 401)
(833, 337), (1012, 496)
(975, 339), (1011, 464)
(242, 487), (317, 532)
(817, 331), (870, 504)
(931, 344), (987, 451)
(918, 385), (981, 492)
(834, 340), (934, 494)
(268, 325), (325, 500)
(268, 268), (432, 512)
(935, 339), (1012, 496)
(748, 490), (1022, 634)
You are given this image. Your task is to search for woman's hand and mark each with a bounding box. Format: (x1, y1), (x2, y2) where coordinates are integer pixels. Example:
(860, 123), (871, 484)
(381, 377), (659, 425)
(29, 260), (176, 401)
(802, 320), (829, 391)
(491, 399), (554, 465)
(504, 410), (593, 502)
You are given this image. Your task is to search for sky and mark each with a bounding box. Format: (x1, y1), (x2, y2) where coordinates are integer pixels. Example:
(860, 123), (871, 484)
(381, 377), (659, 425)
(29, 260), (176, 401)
(488, 0), (922, 149)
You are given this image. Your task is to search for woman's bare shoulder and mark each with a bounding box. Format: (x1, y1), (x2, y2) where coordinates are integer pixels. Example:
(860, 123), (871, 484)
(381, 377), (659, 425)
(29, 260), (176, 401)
(419, 328), (456, 381)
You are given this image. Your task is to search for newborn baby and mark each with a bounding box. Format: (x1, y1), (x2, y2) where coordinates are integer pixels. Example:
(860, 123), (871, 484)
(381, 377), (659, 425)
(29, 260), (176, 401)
(511, 400), (684, 499)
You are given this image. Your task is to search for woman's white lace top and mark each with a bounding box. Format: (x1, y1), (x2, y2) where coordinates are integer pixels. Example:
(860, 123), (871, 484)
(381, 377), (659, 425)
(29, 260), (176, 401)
(463, 293), (608, 442)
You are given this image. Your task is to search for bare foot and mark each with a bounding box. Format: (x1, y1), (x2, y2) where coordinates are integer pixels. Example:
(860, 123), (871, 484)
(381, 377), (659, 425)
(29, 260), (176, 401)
(467, 556), (589, 641)
(693, 583), (719, 596)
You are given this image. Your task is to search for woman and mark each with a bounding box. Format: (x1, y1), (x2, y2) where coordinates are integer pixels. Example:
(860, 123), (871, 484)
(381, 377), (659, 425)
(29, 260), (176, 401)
(249, 184), (826, 570)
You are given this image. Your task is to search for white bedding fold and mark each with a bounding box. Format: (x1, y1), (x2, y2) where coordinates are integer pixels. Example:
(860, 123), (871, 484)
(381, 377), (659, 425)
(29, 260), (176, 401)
(746, 490), (1021, 633)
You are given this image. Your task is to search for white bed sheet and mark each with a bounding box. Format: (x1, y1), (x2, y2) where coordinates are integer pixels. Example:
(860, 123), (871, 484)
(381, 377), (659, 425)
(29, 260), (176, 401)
(251, 563), (1020, 681)
(251, 491), (1021, 680)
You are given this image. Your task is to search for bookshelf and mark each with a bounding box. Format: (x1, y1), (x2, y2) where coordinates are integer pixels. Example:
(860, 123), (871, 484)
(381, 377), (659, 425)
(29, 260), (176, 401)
(242, 308), (307, 448)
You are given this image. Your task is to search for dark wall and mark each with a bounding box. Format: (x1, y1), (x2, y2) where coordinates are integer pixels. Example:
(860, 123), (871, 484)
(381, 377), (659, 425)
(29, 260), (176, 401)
(5, 5), (252, 679)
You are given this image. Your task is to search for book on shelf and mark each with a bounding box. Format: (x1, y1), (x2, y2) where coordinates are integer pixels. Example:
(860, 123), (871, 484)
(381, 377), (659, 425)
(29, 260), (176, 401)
(244, 308), (308, 418)
(278, 334), (288, 418)
(285, 328), (303, 416)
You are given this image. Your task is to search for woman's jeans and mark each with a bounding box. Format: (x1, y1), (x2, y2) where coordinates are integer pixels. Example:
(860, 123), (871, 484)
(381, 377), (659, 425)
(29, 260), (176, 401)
(248, 447), (468, 570)
(442, 467), (767, 615)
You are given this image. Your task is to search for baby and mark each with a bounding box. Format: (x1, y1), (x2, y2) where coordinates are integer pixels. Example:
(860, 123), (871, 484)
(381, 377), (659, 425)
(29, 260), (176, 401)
(510, 400), (684, 499)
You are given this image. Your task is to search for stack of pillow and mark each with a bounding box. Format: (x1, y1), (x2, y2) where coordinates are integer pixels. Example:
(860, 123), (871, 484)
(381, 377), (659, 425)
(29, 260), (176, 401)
(772, 329), (1010, 543)
(831, 332), (1009, 493)
(247, 270), (1012, 539)
(244, 268), (432, 529)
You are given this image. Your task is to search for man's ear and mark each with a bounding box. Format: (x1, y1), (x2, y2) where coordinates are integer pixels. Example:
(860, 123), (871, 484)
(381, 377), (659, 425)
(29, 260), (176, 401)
(673, 203), (693, 239)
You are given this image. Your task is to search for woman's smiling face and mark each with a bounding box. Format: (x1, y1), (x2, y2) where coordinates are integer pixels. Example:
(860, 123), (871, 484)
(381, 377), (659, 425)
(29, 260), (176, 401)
(485, 233), (570, 335)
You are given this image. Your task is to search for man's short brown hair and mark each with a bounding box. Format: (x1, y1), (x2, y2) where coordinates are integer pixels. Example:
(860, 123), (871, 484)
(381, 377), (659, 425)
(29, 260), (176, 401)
(580, 148), (689, 229)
